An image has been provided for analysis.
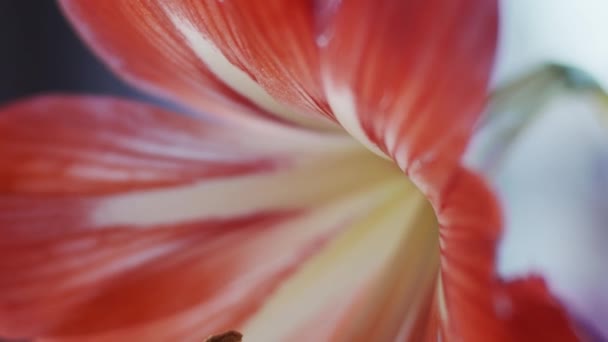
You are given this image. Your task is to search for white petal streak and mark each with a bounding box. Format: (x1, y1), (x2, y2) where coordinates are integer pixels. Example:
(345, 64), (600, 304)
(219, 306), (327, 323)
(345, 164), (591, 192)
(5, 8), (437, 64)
(163, 8), (332, 130)
(322, 77), (388, 158)
(92, 149), (399, 227)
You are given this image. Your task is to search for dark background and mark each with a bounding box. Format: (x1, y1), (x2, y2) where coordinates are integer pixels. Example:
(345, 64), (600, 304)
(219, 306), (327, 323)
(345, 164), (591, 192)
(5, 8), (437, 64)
(0, 1), (141, 106)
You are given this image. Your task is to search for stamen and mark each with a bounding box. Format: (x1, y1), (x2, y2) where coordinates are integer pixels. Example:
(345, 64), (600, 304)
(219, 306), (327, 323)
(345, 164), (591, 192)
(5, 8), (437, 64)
(205, 330), (243, 342)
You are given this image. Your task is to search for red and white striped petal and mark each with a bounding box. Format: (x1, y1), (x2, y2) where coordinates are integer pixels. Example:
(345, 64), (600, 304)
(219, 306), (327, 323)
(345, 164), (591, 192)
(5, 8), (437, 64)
(495, 0), (608, 91)
(158, 1), (332, 120)
(319, 0), (498, 197)
(31, 182), (410, 342)
(0, 95), (275, 196)
(59, 0), (336, 130)
(0, 96), (397, 340)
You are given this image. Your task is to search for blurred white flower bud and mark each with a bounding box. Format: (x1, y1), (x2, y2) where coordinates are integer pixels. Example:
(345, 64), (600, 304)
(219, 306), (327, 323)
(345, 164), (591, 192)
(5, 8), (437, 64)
(467, 67), (608, 340)
(494, 0), (608, 92)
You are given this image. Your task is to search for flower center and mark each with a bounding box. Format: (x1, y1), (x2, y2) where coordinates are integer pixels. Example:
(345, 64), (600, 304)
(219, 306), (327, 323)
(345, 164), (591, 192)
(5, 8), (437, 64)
(240, 138), (441, 340)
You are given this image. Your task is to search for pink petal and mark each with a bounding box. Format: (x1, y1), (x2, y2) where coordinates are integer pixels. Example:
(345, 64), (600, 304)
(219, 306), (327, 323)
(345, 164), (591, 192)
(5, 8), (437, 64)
(0, 95), (391, 340)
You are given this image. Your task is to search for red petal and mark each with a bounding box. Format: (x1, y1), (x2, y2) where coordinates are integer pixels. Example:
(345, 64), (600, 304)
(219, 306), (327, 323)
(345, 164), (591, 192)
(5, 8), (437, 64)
(0, 95), (388, 339)
(0, 95), (274, 196)
(58, 0), (335, 129)
(319, 0), (498, 188)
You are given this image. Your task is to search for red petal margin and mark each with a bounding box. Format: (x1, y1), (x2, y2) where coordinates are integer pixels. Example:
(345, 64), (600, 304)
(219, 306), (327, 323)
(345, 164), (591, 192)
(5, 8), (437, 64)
(318, 1), (582, 340)
(0, 95), (358, 340)
(58, 0), (335, 127)
(433, 167), (581, 341)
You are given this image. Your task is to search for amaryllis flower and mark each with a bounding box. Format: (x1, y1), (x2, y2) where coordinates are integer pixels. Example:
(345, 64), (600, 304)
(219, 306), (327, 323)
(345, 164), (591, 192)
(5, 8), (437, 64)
(0, 1), (590, 341)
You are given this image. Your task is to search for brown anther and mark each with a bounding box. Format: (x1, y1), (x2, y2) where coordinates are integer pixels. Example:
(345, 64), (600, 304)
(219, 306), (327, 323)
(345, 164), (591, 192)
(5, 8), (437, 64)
(205, 330), (243, 342)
